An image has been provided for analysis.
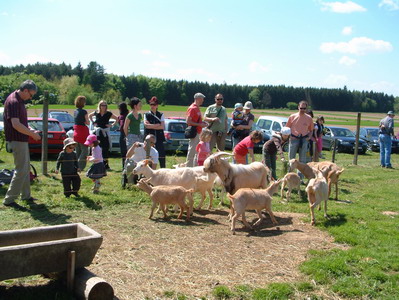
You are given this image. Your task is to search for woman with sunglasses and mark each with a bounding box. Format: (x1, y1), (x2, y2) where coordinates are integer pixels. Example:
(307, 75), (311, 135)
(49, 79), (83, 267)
(88, 100), (118, 170)
(143, 96), (166, 168)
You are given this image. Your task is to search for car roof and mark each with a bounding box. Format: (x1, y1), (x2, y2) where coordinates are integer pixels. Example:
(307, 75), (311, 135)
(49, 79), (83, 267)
(28, 117), (59, 122)
(258, 115), (288, 122)
(325, 126), (351, 129)
(165, 118), (186, 123)
(360, 127), (379, 130)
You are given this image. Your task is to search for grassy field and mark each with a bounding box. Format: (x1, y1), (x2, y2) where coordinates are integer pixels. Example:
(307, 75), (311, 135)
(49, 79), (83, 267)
(0, 146), (398, 299)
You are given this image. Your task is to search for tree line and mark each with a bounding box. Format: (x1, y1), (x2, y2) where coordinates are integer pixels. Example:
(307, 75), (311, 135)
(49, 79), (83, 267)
(0, 61), (398, 112)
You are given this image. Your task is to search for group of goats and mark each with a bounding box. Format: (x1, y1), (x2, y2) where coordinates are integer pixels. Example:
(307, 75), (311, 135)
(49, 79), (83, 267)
(133, 152), (345, 235)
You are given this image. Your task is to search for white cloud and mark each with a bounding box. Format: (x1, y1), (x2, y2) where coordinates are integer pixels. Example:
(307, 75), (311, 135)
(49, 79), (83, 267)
(324, 74), (348, 86)
(320, 1), (366, 13)
(1, 11), (9, 16)
(141, 49), (152, 55)
(248, 61), (269, 72)
(342, 26), (353, 35)
(379, 0), (399, 11)
(339, 55), (356, 65)
(151, 61), (170, 68)
(320, 37), (393, 55)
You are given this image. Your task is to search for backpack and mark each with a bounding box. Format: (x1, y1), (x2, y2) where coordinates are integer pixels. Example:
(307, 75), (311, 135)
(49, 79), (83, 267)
(0, 164), (37, 186)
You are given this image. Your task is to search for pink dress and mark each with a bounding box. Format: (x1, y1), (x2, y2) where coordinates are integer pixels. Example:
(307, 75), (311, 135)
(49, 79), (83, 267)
(196, 141), (210, 166)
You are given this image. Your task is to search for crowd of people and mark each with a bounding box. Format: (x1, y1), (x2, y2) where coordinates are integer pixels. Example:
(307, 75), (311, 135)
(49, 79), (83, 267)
(2, 80), (395, 206)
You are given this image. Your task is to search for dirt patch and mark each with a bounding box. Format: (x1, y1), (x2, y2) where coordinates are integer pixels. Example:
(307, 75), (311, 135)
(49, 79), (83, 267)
(382, 211), (399, 216)
(87, 208), (344, 299)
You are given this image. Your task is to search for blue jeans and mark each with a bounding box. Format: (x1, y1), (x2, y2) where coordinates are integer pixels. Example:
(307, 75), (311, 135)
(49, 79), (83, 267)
(289, 138), (309, 179)
(379, 134), (392, 167)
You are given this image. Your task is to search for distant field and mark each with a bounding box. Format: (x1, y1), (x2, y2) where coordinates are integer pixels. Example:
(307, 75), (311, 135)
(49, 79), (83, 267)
(29, 104), (384, 129)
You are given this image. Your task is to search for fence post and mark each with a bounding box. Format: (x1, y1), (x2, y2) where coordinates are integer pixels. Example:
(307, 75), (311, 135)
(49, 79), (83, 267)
(353, 112), (361, 165)
(331, 139), (336, 163)
(41, 91), (49, 175)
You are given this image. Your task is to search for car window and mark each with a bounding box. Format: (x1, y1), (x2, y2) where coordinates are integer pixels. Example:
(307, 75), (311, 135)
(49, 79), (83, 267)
(258, 119), (272, 130)
(272, 121), (281, 132)
(29, 120), (63, 131)
(169, 123), (186, 132)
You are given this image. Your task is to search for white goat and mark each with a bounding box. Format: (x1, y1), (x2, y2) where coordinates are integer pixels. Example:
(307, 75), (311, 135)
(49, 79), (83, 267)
(203, 152), (271, 195)
(137, 179), (192, 221)
(305, 168), (329, 225)
(280, 172), (301, 201)
(228, 180), (281, 235)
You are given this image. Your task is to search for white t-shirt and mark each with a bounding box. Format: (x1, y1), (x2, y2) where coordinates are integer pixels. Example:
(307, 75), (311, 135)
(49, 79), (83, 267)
(131, 144), (159, 165)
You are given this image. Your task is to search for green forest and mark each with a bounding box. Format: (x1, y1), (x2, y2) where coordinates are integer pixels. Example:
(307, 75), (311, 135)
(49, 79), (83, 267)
(1, 61), (398, 112)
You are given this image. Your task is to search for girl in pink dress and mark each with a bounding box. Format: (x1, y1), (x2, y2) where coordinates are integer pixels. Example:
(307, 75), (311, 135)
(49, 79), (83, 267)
(196, 129), (212, 166)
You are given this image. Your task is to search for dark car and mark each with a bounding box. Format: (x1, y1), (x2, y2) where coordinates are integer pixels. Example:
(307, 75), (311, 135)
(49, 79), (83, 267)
(27, 117), (67, 154)
(163, 118), (189, 152)
(322, 126), (368, 154)
(39, 111), (75, 132)
(359, 127), (399, 153)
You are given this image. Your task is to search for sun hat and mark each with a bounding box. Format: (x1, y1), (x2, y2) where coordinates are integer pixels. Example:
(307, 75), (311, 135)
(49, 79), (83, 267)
(280, 127), (291, 136)
(63, 138), (77, 150)
(234, 103), (243, 109)
(149, 96), (158, 105)
(194, 92), (205, 99)
(84, 134), (98, 146)
(243, 101), (253, 110)
(387, 111), (395, 116)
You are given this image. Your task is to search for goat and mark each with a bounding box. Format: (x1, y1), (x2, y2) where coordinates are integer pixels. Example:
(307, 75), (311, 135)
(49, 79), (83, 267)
(280, 172), (301, 201)
(133, 160), (198, 214)
(307, 161), (344, 200)
(203, 152), (271, 195)
(305, 168), (329, 225)
(227, 180), (281, 235)
(137, 179), (193, 221)
(289, 159), (316, 180)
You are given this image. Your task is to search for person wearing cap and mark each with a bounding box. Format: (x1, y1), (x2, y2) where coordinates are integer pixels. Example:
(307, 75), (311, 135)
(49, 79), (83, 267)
(204, 93), (228, 151)
(55, 138), (81, 197)
(227, 103), (244, 136)
(185, 93), (208, 167)
(286, 101), (314, 180)
(232, 101), (255, 148)
(3, 80), (42, 208)
(143, 96), (166, 168)
(262, 127), (291, 180)
(85, 134), (107, 194)
(379, 111), (395, 169)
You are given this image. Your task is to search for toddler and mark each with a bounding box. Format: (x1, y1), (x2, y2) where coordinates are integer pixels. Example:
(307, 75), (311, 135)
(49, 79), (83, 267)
(84, 134), (107, 194)
(233, 130), (263, 164)
(227, 103), (244, 135)
(55, 138), (81, 197)
(196, 129), (212, 166)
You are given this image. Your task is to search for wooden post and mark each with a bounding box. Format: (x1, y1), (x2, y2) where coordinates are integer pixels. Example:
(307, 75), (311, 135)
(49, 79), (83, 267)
(331, 139), (337, 163)
(74, 268), (114, 300)
(67, 250), (76, 291)
(353, 112), (361, 165)
(41, 91), (49, 175)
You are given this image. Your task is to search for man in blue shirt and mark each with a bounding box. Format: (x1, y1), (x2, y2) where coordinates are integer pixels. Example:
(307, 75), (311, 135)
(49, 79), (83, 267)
(379, 111), (395, 169)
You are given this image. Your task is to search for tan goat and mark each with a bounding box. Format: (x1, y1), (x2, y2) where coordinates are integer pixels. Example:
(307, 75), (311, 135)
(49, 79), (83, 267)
(289, 159), (316, 180)
(308, 162), (344, 200)
(305, 169), (329, 225)
(280, 172), (301, 201)
(228, 180), (281, 235)
(137, 179), (193, 221)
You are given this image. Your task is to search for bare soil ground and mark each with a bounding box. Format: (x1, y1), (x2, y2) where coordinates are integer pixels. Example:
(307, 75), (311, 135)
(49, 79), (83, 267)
(87, 206), (345, 299)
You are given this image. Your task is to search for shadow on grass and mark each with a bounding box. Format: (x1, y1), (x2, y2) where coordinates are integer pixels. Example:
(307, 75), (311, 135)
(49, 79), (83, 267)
(323, 213), (347, 227)
(26, 202), (71, 225)
(75, 195), (102, 210)
(233, 215), (295, 237)
(0, 279), (71, 300)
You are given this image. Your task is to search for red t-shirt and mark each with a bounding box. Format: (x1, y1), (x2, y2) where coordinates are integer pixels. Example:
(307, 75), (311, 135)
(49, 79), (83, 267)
(186, 103), (202, 134)
(234, 136), (254, 156)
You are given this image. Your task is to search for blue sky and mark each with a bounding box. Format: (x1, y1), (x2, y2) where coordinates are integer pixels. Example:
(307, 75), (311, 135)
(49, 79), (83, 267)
(1, 0), (398, 97)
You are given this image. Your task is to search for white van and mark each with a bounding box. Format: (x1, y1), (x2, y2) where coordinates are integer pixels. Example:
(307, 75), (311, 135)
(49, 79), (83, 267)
(256, 115), (288, 137)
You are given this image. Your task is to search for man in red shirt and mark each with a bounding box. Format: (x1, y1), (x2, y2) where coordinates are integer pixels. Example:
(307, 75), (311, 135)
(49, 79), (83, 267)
(286, 101), (314, 179)
(186, 93), (208, 167)
(3, 80), (41, 207)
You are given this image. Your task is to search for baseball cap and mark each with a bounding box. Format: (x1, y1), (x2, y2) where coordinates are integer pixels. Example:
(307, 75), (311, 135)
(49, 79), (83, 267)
(234, 103), (243, 109)
(194, 92), (205, 99)
(280, 127), (291, 136)
(84, 134), (98, 146)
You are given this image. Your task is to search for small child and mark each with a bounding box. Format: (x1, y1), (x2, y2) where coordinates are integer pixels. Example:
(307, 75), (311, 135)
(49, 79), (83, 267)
(55, 138), (81, 197)
(84, 134), (107, 194)
(262, 127), (291, 180)
(196, 129), (212, 166)
(233, 130), (263, 164)
(227, 103), (244, 136)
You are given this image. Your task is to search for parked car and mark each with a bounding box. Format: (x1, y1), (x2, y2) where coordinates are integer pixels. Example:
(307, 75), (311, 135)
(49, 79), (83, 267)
(27, 117), (67, 154)
(39, 111), (74, 132)
(163, 118), (189, 152)
(225, 118), (270, 151)
(0, 107), (4, 131)
(256, 115), (288, 137)
(322, 126), (368, 154)
(358, 127), (399, 153)
(88, 119), (131, 153)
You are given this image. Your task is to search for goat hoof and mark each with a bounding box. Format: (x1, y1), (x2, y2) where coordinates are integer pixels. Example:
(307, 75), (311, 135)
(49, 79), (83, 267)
(232, 231), (236, 235)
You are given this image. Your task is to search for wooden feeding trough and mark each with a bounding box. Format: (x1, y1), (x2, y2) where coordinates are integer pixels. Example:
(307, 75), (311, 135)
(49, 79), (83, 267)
(0, 223), (113, 299)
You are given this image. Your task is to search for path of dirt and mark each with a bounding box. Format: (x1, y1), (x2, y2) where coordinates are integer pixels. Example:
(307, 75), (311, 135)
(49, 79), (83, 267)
(87, 208), (345, 299)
